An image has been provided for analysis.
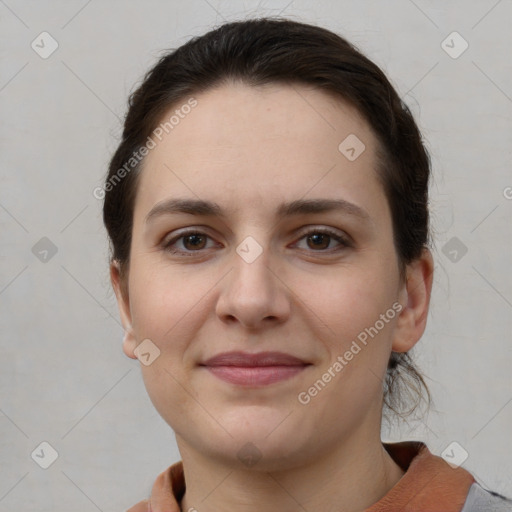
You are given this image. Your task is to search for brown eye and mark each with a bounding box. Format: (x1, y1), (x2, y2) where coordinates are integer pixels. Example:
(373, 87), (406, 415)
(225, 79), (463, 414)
(306, 232), (331, 250)
(295, 228), (351, 252)
(181, 233), (208, 250)
(163, 230), (213, 255)
(162, 227), (350, 257)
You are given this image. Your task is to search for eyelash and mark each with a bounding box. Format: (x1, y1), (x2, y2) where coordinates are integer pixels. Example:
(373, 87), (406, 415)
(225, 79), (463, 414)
(161, 227), (351, 257)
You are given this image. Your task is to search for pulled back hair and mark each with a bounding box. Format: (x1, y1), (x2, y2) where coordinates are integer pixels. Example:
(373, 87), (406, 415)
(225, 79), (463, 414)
(102, 17), (433, 423)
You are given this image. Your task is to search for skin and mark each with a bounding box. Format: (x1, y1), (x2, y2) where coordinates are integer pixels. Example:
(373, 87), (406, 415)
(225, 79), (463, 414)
(112, 81), (434, 512)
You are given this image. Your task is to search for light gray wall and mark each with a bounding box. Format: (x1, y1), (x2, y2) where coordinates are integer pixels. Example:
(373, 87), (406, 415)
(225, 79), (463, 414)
(1, 1), (511, 510)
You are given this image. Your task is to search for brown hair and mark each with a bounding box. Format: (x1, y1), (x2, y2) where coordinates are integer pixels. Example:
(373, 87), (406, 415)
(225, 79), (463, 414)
(102, 17), (433, 422)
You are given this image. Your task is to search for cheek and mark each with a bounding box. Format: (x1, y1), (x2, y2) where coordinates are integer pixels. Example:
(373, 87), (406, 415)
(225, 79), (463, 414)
(127, 262), (207, 384)
(297, 263), (398, 400)
(129, 261), (199, 343)
(297, 264), (396, 344)
(129, 268), (199, 429)
(297, 275), (397, 425)
(139, 363), (195, 438)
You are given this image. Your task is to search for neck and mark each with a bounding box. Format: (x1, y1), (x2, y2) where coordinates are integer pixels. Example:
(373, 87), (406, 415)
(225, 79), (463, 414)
(177, 429), (405, 512)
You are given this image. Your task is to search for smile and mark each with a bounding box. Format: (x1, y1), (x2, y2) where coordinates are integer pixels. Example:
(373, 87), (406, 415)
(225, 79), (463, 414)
(204, 365), (310, 386)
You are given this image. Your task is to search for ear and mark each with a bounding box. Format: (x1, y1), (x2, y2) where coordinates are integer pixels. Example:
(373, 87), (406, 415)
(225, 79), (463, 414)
(110, 260), (138, 359)
(392, 248), (434, 353)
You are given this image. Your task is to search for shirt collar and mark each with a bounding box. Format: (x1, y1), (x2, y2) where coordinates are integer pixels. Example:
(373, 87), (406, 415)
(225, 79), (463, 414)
(159, 441), (475, 512)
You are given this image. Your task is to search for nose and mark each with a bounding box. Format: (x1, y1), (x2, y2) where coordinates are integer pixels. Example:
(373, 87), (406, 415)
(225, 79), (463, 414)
(215, 242), (291, 331)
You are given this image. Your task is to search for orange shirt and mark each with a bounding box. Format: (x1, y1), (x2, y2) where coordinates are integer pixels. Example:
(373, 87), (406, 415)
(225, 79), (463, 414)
(126, 441), (512, 512)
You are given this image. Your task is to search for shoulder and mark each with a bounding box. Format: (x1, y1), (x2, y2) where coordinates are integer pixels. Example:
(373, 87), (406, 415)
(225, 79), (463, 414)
(461, 482), (512, 512)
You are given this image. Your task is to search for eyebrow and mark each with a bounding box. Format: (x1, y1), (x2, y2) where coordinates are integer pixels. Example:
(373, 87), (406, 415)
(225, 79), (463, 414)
(145, 197), (371, 225)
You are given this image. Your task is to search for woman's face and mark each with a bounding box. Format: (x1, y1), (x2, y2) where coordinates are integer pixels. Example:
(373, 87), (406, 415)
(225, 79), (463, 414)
(114, 82), (415, 470)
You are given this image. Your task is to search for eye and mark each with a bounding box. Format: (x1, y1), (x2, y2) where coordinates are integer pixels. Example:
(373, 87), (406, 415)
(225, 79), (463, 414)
(162, 229), (216, 256)
(293, 227), (351, 252)
(161, 226), (351, 256)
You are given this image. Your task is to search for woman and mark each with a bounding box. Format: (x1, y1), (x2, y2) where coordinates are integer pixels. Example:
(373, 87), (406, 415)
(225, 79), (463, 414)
(101, 17), (512, 512)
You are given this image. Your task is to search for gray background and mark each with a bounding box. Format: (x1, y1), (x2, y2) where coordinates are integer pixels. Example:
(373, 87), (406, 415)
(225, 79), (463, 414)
(1, 1), (511, 510)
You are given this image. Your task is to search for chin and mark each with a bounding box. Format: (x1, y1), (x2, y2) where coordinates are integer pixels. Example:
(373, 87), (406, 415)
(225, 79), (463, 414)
(219, 411), (309, 459)
(216, 437), (309, 473)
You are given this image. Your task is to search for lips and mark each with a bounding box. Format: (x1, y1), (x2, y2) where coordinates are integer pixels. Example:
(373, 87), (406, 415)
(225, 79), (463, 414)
(201, 351), (309, 367)
(200, 351), (311, 386)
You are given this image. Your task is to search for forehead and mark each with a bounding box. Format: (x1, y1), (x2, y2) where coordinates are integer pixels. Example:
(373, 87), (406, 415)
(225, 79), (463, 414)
(133, 81), (387, 226)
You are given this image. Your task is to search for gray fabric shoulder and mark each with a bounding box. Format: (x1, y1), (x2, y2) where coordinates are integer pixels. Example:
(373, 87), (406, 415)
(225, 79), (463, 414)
(460, 482), (512, 512)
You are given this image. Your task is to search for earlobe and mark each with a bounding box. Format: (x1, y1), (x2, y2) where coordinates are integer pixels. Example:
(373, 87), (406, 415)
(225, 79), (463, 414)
(122, 327), (138, 360)
(110, 261), (138, 360)
(391, 248), (434, 353)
